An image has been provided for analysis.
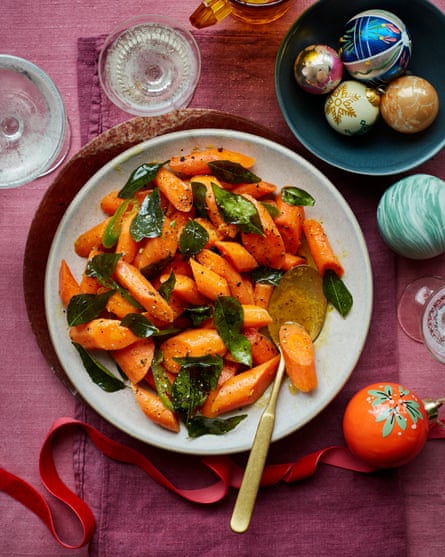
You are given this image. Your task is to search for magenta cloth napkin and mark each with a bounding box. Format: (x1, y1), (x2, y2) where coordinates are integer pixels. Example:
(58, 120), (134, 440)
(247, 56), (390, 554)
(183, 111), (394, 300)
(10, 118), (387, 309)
(76, 32), (407, 556)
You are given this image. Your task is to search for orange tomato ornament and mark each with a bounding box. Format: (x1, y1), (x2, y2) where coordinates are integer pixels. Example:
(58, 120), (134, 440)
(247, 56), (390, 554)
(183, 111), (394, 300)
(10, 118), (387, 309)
(343, 383), (431, 468)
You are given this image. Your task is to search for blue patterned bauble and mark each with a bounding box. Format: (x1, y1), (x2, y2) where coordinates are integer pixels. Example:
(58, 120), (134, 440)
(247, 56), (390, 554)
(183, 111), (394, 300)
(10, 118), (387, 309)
(339, 9), (412, 86)
(377, 174), (445, 260)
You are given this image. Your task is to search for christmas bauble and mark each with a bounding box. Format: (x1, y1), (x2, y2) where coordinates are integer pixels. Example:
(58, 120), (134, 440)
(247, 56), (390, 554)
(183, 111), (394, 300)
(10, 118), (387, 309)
(293, 44), (343, 95)
(343, 383), (429, 468)
(324, 80), (380, 135)
(339, 9), (412, 85)
(377, 174), (445, 259)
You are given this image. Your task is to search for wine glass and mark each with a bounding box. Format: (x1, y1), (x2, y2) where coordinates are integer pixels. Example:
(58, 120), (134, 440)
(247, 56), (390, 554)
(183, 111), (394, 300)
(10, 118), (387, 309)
(98, 15), (201, 117)
(398, 276), (445, 363)
(0, 55), (71, 189)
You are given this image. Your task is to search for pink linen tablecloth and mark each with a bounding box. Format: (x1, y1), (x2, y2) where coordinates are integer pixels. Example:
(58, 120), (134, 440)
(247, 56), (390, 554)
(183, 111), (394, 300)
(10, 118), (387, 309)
(1, 1), (444, 556)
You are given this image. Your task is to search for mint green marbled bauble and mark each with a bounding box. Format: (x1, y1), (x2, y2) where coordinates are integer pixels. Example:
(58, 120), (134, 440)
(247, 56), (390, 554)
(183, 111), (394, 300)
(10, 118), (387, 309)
(377, 174), (445, 259)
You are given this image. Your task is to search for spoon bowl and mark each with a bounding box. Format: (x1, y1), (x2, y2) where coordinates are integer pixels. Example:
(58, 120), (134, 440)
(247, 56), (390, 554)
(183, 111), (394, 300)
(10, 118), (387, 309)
(230, 265), (327, 533)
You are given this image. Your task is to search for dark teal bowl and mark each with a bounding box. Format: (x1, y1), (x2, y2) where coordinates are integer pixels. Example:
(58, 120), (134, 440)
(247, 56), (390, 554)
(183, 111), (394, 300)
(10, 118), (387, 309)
(275, 0), (445, 175)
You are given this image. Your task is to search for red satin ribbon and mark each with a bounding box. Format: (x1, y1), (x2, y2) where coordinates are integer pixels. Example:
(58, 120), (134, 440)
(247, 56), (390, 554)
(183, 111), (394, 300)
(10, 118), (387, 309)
(1, 416), (444, 549)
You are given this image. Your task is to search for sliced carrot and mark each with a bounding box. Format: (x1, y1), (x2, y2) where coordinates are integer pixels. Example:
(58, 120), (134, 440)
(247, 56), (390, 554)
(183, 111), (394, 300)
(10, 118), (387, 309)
(74, 217), (111, 257)
(70, 318), (139, 351)
(168, 148), (256, 176)
(241, 304), (273, 328)
(196, 249), (253, 304)
(274, 194), (305, 254)
(161, 272), (208, 305)
(199, 360), (239, 417)
(154, 166), (193, 212)
(231, 180), (277, 199)
(160, 328), (227, 374)
(189, 258), (231, 301)
(137, 215), (178, 274)
(59, 259), (81, 307)
(194, 217), (224, 248)
(240, 193), (286, 269)
(303, 219), (344, 277)
(100, 190), (124, 215)
(106, 290), (141, 319)
(253, 282), (274, 309)
(114, 260), (175, 323)
(280, 252), (306, 271)
(214, 240), (258, 273)
(205, 355), (280, 417)
(132, 384), (180, 432)
(243, 327), (279, 365)
(115, 208), (139, 263)
(279, 322), (317, 392)
(111, 338), (155, 383)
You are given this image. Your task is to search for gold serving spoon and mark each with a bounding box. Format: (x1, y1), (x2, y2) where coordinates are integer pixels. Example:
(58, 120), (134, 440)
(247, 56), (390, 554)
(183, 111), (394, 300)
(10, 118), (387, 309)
(230, 265), (327, 533)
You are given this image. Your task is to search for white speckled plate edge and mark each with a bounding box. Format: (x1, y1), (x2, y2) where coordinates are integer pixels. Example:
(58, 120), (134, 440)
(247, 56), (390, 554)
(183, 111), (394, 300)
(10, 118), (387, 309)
(44, 128), (373, 455)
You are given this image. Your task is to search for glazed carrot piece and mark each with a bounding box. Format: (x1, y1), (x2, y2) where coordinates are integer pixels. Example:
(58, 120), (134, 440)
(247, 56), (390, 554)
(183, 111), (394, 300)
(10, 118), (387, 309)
(160, 328), (227, 374)
(194, 217), (224, 248)
(214, 240), (258, 273)
(112, 338), (155, 383)
(70, 318), (140, 351)
(114, 260), (175, 323)
(204, 355), (280, 418)
(168, 148), (256, 176)
(240, 193), (286, 269)
(196, 249), (253, 304)
(243, 328), (279, 365)
(74, 217), (111, 257)
(279, 322), (317, 392)
(154, 166), (193, 212)
(115, 208), (139, 263)
(79, 247), (102, 294)
(231, 180), (277, 199)
(106, 290), (141, 319)
(137, 215), (178, 274)
(132, 383), (180, 432)
(253, 282), (274, 309)
(189, 175), (238, 238)
(189, 258), (231, 301)
(100, 190), (124, 215)
(161, 272), (208, 305)
(274, 194), (305, 254)
(59, 259), (81, 307)
(303, 219), (344, 277)
(280, 253), (306, 271)
(241, 304), (273, 329)
(199, 360), (239, 417)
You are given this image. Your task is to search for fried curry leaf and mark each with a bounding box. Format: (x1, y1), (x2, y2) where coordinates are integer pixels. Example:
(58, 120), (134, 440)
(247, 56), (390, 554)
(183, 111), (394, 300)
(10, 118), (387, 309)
(207, 160), (261, 184)
(323, 269), (353, 317)
(102, 198), (133, 248)
(251, 266), (285, 286)
(214, 296), (252, 367)
(185, 305), (213, 326)
(73, 342), (126, 392)
(67, 291), (114, 326)
(130, 187), (164, 242)
(151, 349), (173, 411)
(171, 354), (223, 423)
(186, 414), (247, 438)
(281, 186), (316, 207)
(118, 161), (167, 199)
(212, 183), (263, 234)
(191, 181), (208, 218)
(179, 219), (209, 257)
(158, 270), (176, 301)
(120, 313), (159, 338)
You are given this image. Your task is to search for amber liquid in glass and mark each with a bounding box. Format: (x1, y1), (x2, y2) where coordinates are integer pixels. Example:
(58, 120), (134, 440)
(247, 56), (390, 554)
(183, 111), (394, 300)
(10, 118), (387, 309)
(230, 0), (292, 24)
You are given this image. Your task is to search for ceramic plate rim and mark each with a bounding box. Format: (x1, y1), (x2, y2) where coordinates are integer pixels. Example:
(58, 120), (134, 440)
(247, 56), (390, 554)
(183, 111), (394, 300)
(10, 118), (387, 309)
(44, 128), (373, 455)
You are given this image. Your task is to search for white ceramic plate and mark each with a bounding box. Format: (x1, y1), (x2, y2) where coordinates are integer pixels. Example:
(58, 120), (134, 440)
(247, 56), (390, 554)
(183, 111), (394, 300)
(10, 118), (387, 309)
(45, 129), (372, 455)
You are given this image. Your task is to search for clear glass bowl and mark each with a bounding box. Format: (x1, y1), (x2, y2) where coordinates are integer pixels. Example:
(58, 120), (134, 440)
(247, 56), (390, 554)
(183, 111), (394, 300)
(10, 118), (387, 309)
(98, 15), (201, 117)
(0, 55), (71, 189)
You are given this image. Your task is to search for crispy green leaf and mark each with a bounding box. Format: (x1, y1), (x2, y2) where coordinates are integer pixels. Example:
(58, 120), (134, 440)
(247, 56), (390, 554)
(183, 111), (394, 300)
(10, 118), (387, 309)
(179, 219), (209, 257)
(214, 296), (252, 367)
(67, 291), (114, 326)
(120, 313), (159, 338)
(281, 186), (315, 207)
(207, 160), (261, 184)
(191, 182), (208, 218)
(118, 161), (167, 199)
(322, 270), (353, 317)
(185, 305), (213, 326)
(212, 183), (263, 234)
(130, 187), (164, 242)
(158, 270), (176, 301)
(251, 266), (285, 286)
(102, 198), (132, 248)
(151, 349), (173, 411)
(186, 414), (247, 438)
(73, 342), (126, 392)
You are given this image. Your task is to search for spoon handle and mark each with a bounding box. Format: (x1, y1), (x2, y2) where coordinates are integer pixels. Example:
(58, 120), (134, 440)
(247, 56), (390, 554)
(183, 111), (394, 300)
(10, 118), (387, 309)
(230, 355), (285, 533)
